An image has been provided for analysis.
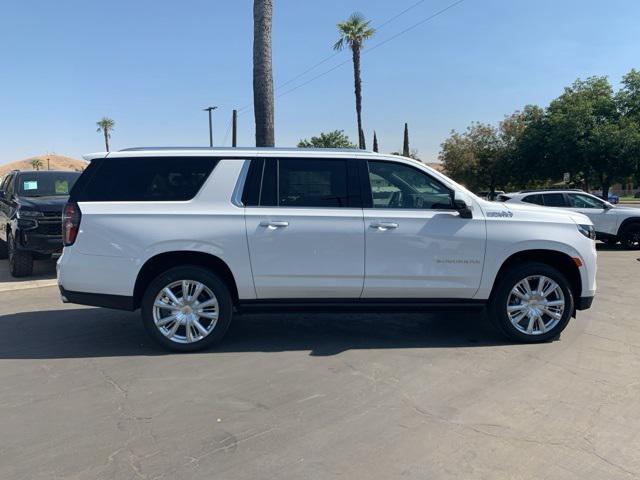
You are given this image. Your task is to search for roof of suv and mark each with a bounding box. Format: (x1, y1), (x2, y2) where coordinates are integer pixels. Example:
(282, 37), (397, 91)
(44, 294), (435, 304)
(83, 147), (404, 162)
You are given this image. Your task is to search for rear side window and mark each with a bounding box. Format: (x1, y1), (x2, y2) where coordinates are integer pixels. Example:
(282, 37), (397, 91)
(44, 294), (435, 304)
(542, 193), (566, 207)
(243, 158), (359, 208)
(522, 194), (543, 205)
(72, 157), (218, 202)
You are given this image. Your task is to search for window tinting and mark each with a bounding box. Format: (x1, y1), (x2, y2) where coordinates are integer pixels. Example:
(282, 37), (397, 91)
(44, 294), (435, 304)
(367, 161), (452, 209)
(17, 172), (81, 197)
(277, 159), (348, 207)
(73, 157), (217, 202)
(522, 194), (543, 205)
(542, 193), (566, 207)
(567, 193), (604, 209)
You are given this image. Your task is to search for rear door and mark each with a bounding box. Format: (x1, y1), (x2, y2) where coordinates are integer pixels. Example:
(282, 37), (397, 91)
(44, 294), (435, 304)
(244, 157), (365, 299)
(360, 159), (486, 298)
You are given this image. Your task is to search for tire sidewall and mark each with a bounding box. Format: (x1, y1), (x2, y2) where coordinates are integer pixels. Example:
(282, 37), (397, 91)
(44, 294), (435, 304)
(621, 223), (640, 250)
(490, 262), (574, 343)
(141, 266), (233, 352)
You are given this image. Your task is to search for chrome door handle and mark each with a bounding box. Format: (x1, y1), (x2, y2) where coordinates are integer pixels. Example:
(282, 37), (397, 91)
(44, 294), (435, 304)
(259, 220), (289, 228)
(370, 222), (398, 230)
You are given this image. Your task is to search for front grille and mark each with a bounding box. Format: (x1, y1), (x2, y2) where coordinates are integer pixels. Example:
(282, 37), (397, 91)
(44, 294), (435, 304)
(35, 218), (62, 236)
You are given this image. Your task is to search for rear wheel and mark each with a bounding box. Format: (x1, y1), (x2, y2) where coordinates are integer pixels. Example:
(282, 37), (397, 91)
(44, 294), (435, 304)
(489, 262), (574, 343)
(8, 232), (33, 277)
(141, 266), (233, 352)
(0, 237), (7, 259)
(620, 223), (640, 250)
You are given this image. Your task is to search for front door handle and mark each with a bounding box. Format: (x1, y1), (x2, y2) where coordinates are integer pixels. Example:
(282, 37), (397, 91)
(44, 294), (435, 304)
(259, 220), (289, 229)
(370, 222), (399, 230)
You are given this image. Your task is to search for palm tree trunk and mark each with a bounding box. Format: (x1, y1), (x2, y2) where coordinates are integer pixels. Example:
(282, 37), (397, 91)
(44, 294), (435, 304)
(403, 123), (410, 157)
(104, 130), (110, 152)
(351, 43), (365, 149)
(253, 0), (275, 147)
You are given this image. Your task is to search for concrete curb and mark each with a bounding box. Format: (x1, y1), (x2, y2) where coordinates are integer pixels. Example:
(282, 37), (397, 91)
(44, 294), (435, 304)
(0, 279), (58, 293)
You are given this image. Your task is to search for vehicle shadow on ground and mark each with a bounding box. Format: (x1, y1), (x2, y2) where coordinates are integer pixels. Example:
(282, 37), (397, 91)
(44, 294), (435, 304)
(0, 307), (513, 359)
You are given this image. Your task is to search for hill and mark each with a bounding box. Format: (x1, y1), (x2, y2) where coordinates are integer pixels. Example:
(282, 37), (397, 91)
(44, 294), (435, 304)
(0, 154), (87, 178)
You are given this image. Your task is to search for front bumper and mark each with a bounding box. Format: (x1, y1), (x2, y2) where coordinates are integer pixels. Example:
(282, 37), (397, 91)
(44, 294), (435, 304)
(17, 231), (63, 255)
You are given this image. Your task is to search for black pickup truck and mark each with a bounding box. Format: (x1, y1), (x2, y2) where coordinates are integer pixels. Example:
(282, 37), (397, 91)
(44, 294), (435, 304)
(0, 170), (81, 277)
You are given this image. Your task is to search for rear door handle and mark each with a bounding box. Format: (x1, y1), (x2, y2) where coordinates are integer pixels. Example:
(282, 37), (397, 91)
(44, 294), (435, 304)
(370, 222), (398, 230)
(259, 220), (289, 228)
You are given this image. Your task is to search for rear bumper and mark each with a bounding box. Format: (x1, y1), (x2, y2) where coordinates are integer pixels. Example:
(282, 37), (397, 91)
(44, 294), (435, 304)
(59, 286), (136, 311)
(576, 296), (595, 311)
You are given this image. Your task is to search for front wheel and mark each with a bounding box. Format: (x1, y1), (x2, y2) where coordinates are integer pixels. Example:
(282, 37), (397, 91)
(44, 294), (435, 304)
(620, 223), (640, 250)
(489, 262), (574, 343)
(141, 266), (233, 352)
(8, 233), (33, 277)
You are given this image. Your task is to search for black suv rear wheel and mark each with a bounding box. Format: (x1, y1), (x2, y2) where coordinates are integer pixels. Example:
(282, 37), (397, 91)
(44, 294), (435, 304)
(8, 232), (33, 277)
(141, 266), (233, 352)
(620, 222), (640, 250)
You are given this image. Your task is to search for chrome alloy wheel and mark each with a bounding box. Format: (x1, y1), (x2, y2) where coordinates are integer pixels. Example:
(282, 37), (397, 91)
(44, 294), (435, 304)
(152, 280), (219, 344)
(506, 275), (565, 335)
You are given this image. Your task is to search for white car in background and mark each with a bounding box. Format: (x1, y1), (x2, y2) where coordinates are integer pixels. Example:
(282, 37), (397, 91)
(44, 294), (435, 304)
(500, 189), (640, 249)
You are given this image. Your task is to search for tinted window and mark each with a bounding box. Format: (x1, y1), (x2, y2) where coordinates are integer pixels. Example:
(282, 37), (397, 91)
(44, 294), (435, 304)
(567, 193), (604, 209)
(542, 193), (566, 207)
(278, 159), (348, 207)
(17, 172), (80, 197)
(74, 157), (217, 202)
(367, 161), (452, 209)
(522, 194), (543, 205)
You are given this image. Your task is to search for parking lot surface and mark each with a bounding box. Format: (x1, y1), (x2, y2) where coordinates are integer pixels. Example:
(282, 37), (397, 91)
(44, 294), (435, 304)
(0, 247), (639, 479)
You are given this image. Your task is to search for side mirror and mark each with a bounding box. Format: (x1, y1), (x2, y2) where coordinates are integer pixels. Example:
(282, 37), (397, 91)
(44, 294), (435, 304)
(603, 202), (613, 210)
(454, 199), (473, 219)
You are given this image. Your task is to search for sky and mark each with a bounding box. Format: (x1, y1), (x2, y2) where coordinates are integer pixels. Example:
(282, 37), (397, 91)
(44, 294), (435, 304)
(1, 0), (639, 163)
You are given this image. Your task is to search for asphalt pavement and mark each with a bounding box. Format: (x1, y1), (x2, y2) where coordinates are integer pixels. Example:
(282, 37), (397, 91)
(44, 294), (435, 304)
(0, 246), (639, 479)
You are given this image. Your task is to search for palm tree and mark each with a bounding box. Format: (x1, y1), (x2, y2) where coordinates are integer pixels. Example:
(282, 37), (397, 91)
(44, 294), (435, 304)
(403, 123), (410, 157)
(96, 117), (115, 152)
(334, 12), (375, 150)
(30, 158), (43, 171)
(253, 0), (275, 147)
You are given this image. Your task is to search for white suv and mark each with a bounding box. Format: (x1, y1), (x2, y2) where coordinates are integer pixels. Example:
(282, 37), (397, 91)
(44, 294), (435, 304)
(501, 189), (640, 249)
(57, 148), (597, 351)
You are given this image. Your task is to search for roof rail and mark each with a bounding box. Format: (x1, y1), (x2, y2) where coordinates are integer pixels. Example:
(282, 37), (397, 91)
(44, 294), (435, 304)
(517, 188), (584, 193)
(118, 146), (373, 153)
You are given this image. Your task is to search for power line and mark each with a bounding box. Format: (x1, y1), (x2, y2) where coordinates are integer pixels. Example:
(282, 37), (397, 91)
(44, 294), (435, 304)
(237, 0), (440, 115)
(266, 0), (466, 105)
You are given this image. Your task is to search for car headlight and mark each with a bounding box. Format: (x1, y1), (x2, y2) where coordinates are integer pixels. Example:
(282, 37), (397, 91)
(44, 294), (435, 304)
(577, 224), (596, 240)
(17, 210), (43, 218)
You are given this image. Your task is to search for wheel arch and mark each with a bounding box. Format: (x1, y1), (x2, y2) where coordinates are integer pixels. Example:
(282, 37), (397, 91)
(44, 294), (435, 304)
(491, 249), (582, 302)
(133, 251), (240, 310)
(617, 217), (640, 237)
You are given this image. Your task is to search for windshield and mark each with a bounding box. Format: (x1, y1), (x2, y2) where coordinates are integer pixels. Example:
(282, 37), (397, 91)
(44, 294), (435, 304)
(18, 172), (81, 197)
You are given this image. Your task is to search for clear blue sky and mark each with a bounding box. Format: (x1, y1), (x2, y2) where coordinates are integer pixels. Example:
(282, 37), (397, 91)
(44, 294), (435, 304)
(1, 0), (639, 163)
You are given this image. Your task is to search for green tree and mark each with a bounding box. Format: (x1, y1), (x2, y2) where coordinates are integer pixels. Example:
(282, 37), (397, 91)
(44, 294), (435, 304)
(96, 117), (115, 152)
(30, 158), (43, 171)
(298, 130), (356, 148)
(334, 12), (375, 150)
(253, 0), (275, 147)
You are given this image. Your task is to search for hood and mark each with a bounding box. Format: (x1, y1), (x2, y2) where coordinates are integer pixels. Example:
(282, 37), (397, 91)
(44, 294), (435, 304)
(478, 199), (592, 225)
(17, 195), (69, 213)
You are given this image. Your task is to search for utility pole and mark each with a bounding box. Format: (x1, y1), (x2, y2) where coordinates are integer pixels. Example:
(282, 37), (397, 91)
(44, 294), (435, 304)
(232, 109), (238, 147)
(203, 106), (217, 147)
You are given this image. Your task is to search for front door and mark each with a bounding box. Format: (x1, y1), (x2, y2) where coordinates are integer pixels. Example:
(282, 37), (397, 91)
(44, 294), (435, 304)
(565, 192), (618, 235)
(244, 157), (365, 299)
(361, 160), (486, 298)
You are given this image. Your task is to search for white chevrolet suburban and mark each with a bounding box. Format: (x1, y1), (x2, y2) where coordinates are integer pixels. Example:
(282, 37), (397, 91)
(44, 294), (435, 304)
(57, 148), (597, 351)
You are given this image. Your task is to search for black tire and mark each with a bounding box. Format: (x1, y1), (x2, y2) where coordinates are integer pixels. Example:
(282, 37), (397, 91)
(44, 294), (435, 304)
(8, 233), (33, 277)
(619, 223), (640, 250)
(601, 237), (618, 246)
(488, 262), (574, 343)
(0, 237), (7, 259)
(141, 266), (233, 352)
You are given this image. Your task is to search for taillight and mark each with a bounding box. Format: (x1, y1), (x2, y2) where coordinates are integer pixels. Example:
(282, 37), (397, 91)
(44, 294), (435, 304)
(62, 202), (81, 246)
